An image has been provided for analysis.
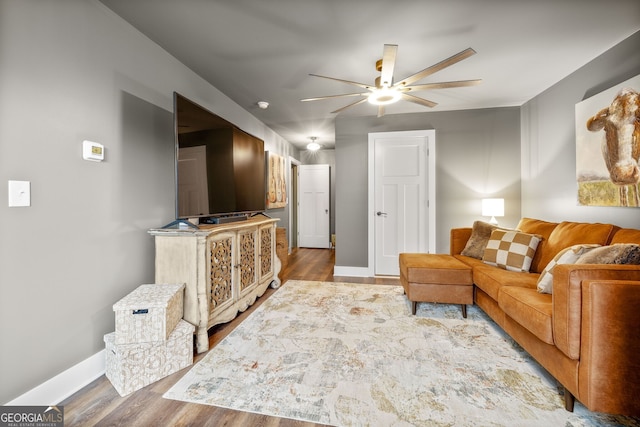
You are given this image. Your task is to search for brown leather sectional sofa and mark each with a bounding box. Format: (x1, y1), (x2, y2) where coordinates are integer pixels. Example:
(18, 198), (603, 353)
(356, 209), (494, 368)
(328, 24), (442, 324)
(450, 218), (640, 416)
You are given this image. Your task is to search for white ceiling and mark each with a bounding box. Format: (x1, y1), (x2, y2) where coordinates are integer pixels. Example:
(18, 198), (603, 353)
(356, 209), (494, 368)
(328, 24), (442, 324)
(99, 0), (640, 149)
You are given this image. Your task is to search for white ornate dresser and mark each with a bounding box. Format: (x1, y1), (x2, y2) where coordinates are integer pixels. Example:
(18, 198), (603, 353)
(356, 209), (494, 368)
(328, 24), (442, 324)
(149, 214), (280, 353)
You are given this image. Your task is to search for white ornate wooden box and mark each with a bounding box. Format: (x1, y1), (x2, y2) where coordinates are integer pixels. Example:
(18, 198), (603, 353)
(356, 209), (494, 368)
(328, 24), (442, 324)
(104, 319), (194, 396)
(113, 283), (184, 345)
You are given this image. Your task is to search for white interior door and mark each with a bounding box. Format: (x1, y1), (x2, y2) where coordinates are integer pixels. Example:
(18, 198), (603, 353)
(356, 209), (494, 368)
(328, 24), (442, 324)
(178, 146), (208, 217)
(298, 164), (330, 248)
(369, 131), (435, 276)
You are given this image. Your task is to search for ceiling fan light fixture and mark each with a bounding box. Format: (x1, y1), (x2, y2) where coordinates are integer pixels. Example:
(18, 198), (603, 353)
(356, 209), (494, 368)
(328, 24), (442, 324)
(367, 86), (401, 106)
(307, 136), (321, 151)
(304, 45), (480, 117)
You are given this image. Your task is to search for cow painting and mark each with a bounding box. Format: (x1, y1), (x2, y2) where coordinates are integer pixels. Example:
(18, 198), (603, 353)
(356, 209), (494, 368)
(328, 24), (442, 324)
(586, 88), (640, 206)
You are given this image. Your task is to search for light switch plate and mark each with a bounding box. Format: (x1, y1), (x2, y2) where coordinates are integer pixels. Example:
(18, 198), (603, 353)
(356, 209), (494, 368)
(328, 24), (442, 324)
(8, 180), (30, 207)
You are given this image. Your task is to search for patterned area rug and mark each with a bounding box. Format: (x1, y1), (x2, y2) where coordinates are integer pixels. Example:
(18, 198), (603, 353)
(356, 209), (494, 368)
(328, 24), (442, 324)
(164, 280), (639, 426)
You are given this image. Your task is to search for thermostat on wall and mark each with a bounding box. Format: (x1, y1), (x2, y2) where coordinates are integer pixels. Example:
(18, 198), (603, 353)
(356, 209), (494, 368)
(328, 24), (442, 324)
(83, 140), (104, 162)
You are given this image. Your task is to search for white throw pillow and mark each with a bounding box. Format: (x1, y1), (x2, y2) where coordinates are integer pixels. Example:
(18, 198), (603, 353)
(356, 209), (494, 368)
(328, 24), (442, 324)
(536, 244), (601, 294)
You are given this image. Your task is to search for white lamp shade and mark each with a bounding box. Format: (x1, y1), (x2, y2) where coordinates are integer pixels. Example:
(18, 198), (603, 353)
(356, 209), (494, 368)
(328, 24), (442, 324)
(482, 198), (504, 224)
(482, 198), (504, 217)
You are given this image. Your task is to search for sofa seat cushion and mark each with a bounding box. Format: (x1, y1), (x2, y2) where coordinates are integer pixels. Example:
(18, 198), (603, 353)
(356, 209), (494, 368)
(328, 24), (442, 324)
(454, 254), (485, 268)
(399, 253), (472, 285)
(471, 261), (539, 301)
(498, 286), (554, 345)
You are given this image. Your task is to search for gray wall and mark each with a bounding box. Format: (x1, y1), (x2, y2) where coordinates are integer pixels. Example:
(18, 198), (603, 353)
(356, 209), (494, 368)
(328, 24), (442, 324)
(335, 108), (522, 268)
(0, 0), (295, 404)
(521, 30), (640, 228)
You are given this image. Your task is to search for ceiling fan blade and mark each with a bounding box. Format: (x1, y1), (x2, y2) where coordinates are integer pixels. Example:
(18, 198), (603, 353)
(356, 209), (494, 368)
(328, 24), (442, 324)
(401, 93), (438, 108)
(309, 73), (373, 90)
(402, 79), (482, 92)
(331, 98), (368, 114)
(394, 48), (477, 88)
(377, 105), (385, 118)
(379, 44), (398, 87)
(301, 92), (368, 102)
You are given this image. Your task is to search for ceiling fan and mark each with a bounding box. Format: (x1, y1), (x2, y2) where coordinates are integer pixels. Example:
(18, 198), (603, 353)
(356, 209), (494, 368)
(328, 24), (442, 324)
(301, 44), (481, 117)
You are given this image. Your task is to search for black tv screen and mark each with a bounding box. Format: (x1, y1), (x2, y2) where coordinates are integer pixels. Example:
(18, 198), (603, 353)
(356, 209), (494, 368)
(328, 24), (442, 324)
(174, 93), (265, 219)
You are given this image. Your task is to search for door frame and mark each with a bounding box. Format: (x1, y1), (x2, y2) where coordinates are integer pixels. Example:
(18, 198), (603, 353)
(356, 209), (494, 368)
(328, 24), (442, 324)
(288, 156), (301, 251)
(367, 130), (436, 276)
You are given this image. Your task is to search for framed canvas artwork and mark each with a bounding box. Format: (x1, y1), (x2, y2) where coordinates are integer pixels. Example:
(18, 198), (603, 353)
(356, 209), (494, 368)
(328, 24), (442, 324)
(575, 74), (640, 207)
(266, 152), (287, 209)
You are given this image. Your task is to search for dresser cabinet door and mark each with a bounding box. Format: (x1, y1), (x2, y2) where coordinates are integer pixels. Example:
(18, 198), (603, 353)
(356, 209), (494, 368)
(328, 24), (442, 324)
(236, 227), (258, 293)
(208, 231), (235, 316)
(259, 224), (274, 280)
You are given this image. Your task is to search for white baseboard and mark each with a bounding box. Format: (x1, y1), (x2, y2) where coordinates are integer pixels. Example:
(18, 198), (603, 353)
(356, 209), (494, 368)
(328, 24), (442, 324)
(333, 266), (372, 277)
(7, 350), (106, 406)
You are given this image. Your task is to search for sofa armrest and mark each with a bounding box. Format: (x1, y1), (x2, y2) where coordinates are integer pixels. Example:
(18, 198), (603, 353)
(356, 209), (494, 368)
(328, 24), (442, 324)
(552, 264), (640, 360)
(450, 227), (472, 255)
(578, 279), (640, 413)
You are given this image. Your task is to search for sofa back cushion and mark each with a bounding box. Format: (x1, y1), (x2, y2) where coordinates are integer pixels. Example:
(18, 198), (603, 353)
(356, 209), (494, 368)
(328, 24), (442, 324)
(610, 228), (640, 245)
(516, 218), (559, 273)
(536, 221), (619, 274)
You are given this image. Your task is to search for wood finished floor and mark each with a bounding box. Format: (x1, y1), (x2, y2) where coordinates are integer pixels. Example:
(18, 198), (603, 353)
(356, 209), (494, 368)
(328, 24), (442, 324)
(61, 248), (399, 426)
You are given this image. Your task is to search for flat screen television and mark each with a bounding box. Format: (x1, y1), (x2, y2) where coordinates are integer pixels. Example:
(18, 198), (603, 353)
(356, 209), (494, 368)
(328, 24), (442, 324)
(173, 92), (265, 221)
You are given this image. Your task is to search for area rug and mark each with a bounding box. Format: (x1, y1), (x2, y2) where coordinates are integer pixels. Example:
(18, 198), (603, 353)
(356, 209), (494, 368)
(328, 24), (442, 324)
(164, 280), (639, 426)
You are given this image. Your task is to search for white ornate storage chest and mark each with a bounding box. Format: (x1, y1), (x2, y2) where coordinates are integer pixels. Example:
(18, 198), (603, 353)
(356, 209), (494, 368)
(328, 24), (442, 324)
(112, 283), (184, 345)
(104, 319), (194, 396)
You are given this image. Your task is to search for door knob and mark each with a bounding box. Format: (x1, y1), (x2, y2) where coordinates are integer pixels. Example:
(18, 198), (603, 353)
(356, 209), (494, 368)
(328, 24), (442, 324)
(376, 211), (387, 217)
